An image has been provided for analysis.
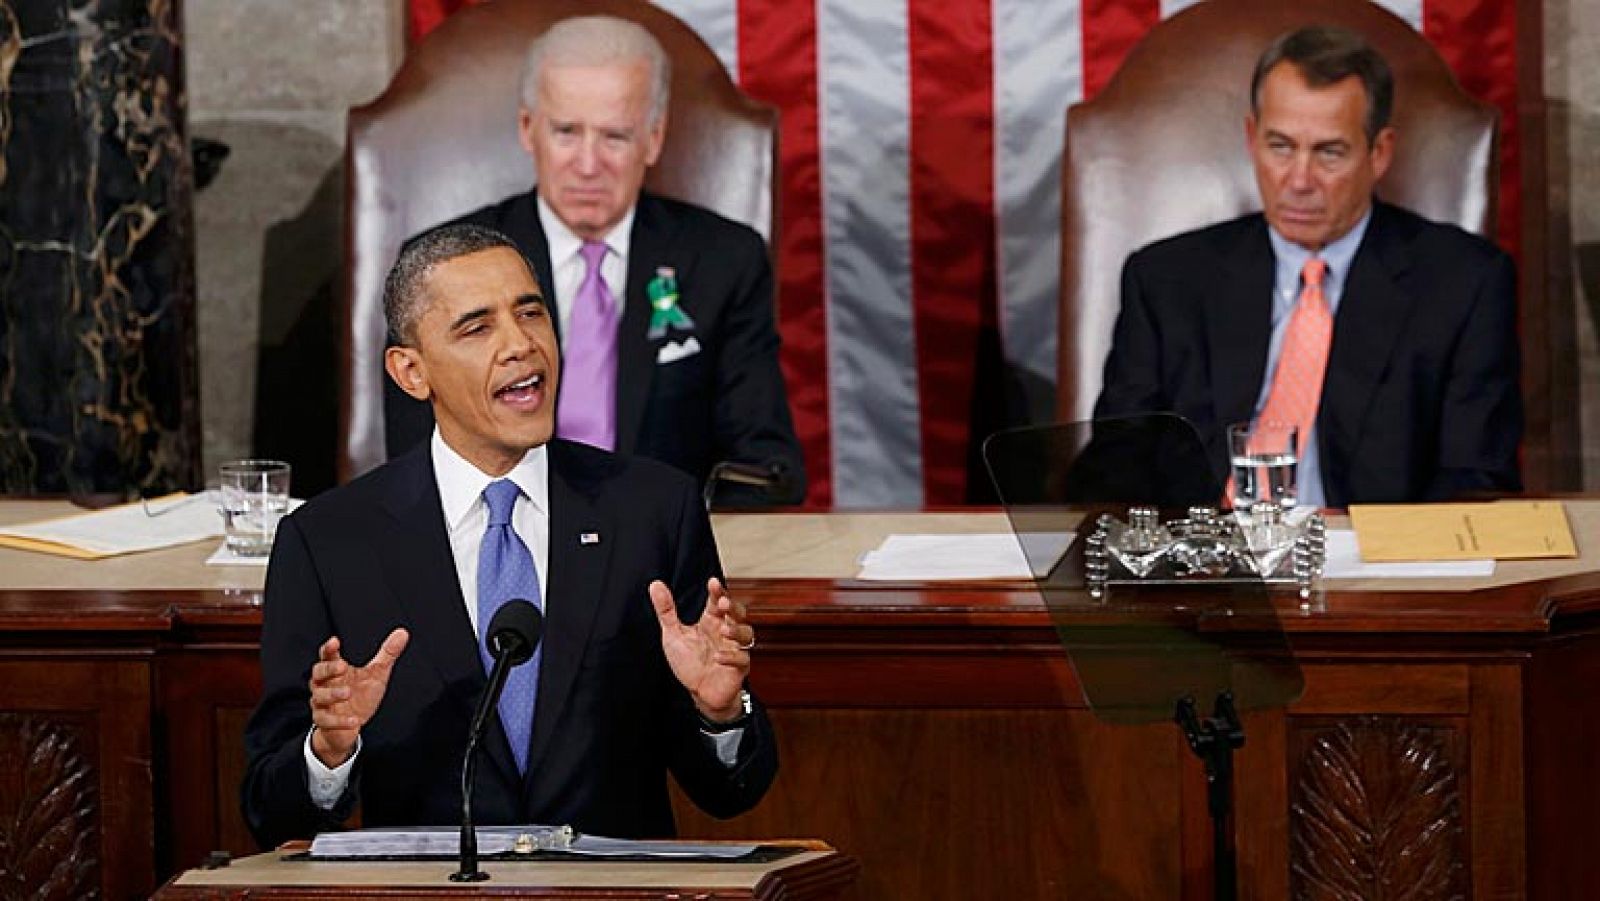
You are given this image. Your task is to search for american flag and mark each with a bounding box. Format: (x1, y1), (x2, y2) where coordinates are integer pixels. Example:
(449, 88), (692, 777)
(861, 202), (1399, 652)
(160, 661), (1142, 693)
(410, 0), (1522, 508)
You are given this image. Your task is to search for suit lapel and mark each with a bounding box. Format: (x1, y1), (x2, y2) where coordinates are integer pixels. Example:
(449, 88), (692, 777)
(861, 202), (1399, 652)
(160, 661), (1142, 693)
(1207, 217), (1275, 428)
(1319, 203), (1415, 492)
(525, 441), (615, 777)
(616, 194), (676, 453)
(374, 448), (522, 787)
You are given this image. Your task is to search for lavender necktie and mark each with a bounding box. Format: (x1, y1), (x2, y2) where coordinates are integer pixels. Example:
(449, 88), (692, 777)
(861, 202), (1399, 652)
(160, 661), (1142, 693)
(557, 240), (619, 450)
(477, 479), (542, 775)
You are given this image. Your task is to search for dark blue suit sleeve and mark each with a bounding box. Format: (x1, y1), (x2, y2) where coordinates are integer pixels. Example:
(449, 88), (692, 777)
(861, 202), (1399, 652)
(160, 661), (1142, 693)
(240, 515), (361, 848)
(1094, 250), (1168, 420)
(708, 229), (806, 506)
(660, 475), (778, 818)
(1429, 250), (1523, 498)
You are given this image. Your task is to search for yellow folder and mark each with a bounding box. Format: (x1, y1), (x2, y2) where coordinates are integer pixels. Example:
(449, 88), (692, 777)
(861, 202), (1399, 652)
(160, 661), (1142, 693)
(1348, 501), (1577, 562)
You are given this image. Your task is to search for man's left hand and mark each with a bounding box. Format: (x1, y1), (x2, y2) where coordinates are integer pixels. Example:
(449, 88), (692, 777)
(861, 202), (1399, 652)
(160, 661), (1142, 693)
(650, 577), (753, 722)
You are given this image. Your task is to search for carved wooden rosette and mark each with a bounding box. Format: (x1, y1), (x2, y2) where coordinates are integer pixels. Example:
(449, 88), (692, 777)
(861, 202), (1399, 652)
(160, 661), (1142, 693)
(1290, 717), (1466, 900)
(0, 713), (100, 900)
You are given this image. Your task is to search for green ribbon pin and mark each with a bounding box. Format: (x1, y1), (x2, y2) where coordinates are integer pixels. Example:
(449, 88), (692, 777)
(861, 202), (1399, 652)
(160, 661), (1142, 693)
(646, 267), (696, 339)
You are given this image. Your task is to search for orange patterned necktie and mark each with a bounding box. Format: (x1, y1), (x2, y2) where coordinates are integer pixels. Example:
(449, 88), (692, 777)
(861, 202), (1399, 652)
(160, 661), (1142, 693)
(1255, 257), (1332, 457)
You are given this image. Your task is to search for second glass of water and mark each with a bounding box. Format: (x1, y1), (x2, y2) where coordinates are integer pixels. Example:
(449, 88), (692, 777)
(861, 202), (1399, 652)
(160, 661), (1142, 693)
(1228, 421), (1297, 512)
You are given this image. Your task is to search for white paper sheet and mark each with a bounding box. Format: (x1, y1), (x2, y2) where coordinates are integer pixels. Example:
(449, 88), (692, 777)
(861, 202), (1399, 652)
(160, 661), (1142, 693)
(0, 493), (224, 557)
(855, 532), (1072, 581)
(1322, 529), (1495, 579)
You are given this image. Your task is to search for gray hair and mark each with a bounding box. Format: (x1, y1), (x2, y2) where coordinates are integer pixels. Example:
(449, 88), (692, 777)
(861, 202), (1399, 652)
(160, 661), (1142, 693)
(519, 16), (672, 126)
(1251, 25), (1395, 145)
(384, 223), (530, 346)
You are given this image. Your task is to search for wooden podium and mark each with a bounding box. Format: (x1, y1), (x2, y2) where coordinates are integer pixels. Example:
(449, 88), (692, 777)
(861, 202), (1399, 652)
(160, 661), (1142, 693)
(153, 842), (857, 900)
(6, 501), (1600, 897)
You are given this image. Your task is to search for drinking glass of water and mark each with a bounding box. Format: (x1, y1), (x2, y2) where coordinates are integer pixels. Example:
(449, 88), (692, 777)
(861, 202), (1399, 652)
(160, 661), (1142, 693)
(219, 460), (291, 556)
(1228, 421), (1298, 512)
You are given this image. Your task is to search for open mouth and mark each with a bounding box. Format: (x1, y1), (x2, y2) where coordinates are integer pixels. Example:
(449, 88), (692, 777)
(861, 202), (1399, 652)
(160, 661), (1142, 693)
(494, 372), (547, 409)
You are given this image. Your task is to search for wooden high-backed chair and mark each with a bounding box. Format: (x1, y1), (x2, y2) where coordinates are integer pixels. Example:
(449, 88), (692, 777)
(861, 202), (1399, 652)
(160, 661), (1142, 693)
(340, 0), (777, 481)
(1056, 0), (1497, 423)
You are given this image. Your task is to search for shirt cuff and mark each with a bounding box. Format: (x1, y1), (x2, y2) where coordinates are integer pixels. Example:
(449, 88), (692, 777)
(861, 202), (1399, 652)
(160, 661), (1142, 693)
(702, 727), (744, 768)
(303, 728), (361, 810)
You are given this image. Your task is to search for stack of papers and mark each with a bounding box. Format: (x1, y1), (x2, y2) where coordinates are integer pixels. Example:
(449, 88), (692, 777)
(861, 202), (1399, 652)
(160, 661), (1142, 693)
(856, 533), (1073, 581)
(0, 494), (223, 560)
(307, 826), (754, 859)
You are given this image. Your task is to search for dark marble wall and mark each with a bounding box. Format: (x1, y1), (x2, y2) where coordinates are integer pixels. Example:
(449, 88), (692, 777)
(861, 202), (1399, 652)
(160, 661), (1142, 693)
(0, 0), (199, 494)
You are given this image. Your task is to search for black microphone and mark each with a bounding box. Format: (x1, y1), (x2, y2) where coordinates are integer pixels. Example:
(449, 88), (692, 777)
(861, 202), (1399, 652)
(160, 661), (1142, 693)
(702, 460), (794, 509)
(451, 599), (543, 883)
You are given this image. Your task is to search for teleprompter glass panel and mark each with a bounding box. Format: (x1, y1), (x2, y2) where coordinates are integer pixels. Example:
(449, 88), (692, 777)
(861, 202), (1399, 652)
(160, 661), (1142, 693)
(983, 414), (1304, 724)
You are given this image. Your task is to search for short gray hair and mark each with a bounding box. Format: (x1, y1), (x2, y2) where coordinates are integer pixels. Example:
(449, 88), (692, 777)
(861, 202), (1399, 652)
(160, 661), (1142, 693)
(519, 16), (672, 126)
(384, 223), (529, 346)
(1251, 25), (1394, 145)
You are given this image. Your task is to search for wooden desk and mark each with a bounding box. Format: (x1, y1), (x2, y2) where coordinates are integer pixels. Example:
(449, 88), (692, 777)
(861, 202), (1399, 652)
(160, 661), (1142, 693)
(153, 844), (857, 900)
(2, 502), (1598, 899)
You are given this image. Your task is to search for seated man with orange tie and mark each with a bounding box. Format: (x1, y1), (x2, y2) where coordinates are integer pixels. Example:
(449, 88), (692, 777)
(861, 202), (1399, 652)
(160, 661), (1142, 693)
(1095, 25), (1522, 506)
(242, 224), (776, 848)
(384, 15), (804, 506)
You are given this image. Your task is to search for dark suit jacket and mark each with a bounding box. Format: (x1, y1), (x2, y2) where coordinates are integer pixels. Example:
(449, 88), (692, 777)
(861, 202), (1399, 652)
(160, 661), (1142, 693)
(241, 439), (777, 849)
(384, 191), (805, 506)
(1095, 200), (1522, 506)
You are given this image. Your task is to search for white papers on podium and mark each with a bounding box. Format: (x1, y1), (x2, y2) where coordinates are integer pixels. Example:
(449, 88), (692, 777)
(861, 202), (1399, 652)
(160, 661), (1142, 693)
(0, 493), (223, 559)
(1322, 530), (1494, 579)
(856, 532), (1072, 581)
(308, 826), (754, 859)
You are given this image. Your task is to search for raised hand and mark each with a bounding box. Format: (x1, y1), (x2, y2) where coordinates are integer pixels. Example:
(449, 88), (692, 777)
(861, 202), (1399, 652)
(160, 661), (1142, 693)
(650, 577), (753, 722)
(307, 627), (410, 767)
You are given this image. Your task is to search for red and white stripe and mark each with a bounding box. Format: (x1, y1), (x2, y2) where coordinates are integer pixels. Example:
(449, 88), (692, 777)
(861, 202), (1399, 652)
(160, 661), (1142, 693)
(412, 0), (1524, 509)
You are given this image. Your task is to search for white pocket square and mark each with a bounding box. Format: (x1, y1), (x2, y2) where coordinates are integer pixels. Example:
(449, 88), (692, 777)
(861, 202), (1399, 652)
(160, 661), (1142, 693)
(655, 336), (702, 365)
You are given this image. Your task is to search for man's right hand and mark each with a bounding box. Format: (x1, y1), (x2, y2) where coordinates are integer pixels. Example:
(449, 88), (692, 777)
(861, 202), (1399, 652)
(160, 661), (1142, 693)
(308, 628), (409, 767)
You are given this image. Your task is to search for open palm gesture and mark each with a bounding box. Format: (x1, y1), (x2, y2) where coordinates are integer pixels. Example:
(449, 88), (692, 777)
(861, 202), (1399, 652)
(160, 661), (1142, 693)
(650, 577), (753, 722)
(307, 628), (409, 766)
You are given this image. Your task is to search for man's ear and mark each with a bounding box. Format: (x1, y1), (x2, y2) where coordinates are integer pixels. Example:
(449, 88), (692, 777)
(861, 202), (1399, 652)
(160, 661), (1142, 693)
(1369, 125), (1397, 181)
(643, 113), (667, 168)
(385, 345), (432, 402)
(517, 106), (537, 157)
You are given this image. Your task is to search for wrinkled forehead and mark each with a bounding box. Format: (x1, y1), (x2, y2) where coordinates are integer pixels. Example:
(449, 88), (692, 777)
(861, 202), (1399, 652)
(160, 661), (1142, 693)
(537, 59), (656, 110)
(420, 247), (542, 316)
(1256, 68), (1370, 136)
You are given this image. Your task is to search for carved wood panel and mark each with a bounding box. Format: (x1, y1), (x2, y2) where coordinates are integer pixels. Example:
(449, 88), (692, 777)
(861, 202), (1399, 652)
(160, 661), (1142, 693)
(0, 658), (154, 899)
(0, 713), (100, 900)
(1290, 717), (1466, 901)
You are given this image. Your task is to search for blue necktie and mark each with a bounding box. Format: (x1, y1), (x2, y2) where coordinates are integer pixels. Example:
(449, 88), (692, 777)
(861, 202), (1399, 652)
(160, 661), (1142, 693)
(477, 479), (542, 774)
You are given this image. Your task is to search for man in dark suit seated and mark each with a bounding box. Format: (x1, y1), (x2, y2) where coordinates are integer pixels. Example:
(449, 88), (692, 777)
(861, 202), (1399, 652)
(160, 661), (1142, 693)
(385, 15), (804, 506)
(1095, 25), (1522, 507)
(242, 224), (776, 848)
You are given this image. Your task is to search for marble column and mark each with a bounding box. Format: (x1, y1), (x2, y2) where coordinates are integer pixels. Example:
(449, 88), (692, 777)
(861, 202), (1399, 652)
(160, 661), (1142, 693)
(0, 0), (200, 495)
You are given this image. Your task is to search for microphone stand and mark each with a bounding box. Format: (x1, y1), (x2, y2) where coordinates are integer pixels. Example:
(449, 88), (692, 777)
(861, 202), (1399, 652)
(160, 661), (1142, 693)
(450, 636), (524, 883)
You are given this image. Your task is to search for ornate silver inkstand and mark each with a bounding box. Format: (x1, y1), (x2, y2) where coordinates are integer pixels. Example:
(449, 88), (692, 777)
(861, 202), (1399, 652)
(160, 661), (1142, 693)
(1085, 503), (1326, 600)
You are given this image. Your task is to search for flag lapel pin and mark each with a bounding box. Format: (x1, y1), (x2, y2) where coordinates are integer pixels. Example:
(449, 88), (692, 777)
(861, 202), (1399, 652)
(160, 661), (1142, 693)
(580, 532), (601, 545)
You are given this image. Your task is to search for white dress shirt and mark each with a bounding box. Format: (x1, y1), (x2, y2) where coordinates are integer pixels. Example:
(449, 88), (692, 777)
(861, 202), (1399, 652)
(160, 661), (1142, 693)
(305, 430), (739, 809)
(537, 196), (635, 342)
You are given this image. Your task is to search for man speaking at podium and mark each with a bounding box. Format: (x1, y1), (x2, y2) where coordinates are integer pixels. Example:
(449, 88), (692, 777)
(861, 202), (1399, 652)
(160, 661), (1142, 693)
(242, 224), (776, 849)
